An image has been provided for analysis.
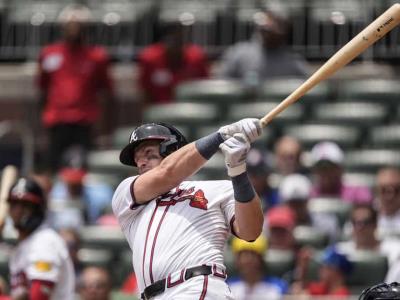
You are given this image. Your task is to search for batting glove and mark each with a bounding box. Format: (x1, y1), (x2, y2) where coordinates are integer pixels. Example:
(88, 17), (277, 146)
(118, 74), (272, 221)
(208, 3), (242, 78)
(218, 118), (262, 143)
(219, 133), (250, 177)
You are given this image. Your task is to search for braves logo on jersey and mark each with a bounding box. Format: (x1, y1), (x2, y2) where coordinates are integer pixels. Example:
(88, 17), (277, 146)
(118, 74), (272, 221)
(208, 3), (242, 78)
(158, 186), (208, 210)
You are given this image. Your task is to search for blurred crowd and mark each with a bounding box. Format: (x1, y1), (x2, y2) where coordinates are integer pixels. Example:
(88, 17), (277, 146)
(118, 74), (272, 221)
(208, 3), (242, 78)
(0, 3), (399, 300)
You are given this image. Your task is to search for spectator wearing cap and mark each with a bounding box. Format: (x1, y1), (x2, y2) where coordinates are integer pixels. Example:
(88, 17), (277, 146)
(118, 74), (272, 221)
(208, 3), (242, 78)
(228, 236), (288, 300)
(310, 141), (372, 204)
(265, 206), (296, 251)
(292, 246), (352, 297)
(375, 167), (400, 237)
(137, 15), (209, 104)
(48, 147), (114, 229)
(247, 148), (279, 211)
(218, 10), (309, 88)
(37, 4), (115, 173)
(280, 174), (339, 242)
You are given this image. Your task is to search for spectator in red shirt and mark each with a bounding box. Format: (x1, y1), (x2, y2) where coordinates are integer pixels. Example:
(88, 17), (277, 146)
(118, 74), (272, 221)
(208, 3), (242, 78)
(137, 16), (209, 105)
(37, 4), (115, 173)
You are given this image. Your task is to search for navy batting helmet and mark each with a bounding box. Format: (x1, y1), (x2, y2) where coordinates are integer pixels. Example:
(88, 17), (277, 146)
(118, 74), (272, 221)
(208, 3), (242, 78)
(8, 177), (46, 232)
(359, 282), (400, 300)
(119, 123), (187, 167)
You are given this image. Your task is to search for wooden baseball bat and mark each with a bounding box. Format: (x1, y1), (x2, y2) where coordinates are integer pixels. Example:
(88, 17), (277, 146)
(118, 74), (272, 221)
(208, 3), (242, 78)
(260, 3), (400, 127)
(0, 165), (18, 226)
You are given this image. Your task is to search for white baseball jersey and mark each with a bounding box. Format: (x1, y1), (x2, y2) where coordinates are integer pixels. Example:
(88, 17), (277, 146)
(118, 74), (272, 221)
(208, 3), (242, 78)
(112, 176), (236, 293)
(9, 224), (75, 300)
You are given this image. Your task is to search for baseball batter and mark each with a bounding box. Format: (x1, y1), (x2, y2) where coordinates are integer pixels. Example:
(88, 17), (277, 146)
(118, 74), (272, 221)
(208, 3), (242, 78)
(7, 177), (75, 300)
(112, 119), (264, 299)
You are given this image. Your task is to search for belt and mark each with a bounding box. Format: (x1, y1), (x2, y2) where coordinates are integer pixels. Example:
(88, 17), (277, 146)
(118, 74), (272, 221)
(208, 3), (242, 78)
(141, 264), (226, 300)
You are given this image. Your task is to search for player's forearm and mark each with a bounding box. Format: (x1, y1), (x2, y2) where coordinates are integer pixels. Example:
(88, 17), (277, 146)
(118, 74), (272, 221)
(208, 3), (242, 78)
(234, 195), (263, 241)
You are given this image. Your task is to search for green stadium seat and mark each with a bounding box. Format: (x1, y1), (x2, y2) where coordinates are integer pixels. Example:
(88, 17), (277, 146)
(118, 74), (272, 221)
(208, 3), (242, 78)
(175, 79), (247, 103)
(347, 251), (388, 294)
(312, 102), (388, 126)
(264, 249), (295, 278)
(143, 103), (219, 137)
(282, 124), (361, 149)
(79, 226), (129, 255)
(195, 152), (227, 180)
(260, 78), (331, 102)
(368, 125), (400, 149)
(78, 248), (113, 269)
(344, 149), (400, 172)
(338, 79), (400, 104)
(227, 102), (304, 125)
(294, 225), (329, 249)
(308, 197), (352, 228)
(111, 291), (139, 300)
(87, 150), (133, 176)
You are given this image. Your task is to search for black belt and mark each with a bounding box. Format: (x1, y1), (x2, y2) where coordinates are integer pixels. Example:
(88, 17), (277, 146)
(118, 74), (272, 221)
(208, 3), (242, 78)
(141, 265), (213, 300)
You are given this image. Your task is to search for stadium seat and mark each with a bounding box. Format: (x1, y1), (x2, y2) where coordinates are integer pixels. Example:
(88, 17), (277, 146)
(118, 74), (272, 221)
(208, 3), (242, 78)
(226, 102), (304, 125)
(344, 149), (400, 172)
(0, 248), (9, 280)
(344, 172), (376, 190)
(294, 225), (329, 249)
(195, 152), (227, 180)
(175, 79), (248, 104)
(79, 226), (129, 256)
(312, 102), (388, 126)
(78, 248), (113, 269)
(87, 150), (133, 176)
(308, 197), (352, 227)
(260, 78), (331, 102)
(264, 249), (295, 278)
(347, 251), (388, 294)
(282, 124), (361, 149)
(368, 125), (400, 149)
(143, 103), (219, 133)
(338, 79), (400, 104)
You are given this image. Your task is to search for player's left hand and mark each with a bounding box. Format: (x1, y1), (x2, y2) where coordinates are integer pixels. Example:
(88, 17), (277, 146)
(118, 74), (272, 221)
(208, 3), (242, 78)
(218, 118), (262, 143)
(219, 133), (250, 177)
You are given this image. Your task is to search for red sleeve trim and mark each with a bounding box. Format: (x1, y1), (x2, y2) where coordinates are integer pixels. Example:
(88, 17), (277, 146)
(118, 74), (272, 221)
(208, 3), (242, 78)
(30, 280), (54, 300)
(230, 215), (239, 237)
(129, 176), (144, 210)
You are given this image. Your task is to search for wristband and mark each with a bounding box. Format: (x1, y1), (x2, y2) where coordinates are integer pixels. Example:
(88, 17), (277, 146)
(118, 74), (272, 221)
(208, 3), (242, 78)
(195, 132), (224, 160)
(231, 172), (256, 203)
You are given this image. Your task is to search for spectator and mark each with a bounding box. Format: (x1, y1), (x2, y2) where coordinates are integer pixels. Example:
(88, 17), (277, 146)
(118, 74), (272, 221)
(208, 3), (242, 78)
(265, 206), (296, 251)
(7, 177), (75, 299)
(137, 15), (209, 104)
(48, 146), (114, 229)
(37, 4), (115, 173)
(310, 141), (372, 204)
(375, 167), (400, 237)
(247, 148), (279, 211)
(59, 228), (84, 280)
(274, 136), (305, 177)
(292, 246), (352, 297)
(78, 266), (112, 300)
(218, 10), (309, 87)
(280, 174), (339, 242)
(338, 205), (400, 264)
(228, 236), (288, 299)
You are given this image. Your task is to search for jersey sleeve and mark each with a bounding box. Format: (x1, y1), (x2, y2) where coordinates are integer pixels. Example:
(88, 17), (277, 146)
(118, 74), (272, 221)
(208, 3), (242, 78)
(218, 181), (236, 235)
(25, 240), (63, 283)
(112, 176), (146, 231)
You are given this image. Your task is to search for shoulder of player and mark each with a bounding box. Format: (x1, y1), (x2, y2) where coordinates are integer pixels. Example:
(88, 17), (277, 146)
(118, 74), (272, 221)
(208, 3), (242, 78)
(112, 176), (138, 202)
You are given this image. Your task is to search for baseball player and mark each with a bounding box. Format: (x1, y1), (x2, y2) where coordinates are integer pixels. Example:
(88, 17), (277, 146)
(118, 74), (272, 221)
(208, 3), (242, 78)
(112, 119), (264, 299)
(7, 177), (75, 300)
(359, 282), (400, 300)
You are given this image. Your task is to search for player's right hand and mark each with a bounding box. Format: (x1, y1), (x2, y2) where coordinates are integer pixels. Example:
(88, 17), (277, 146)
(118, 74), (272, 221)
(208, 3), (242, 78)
(219, 133), (250, 177)
(218, 118), (262, 143)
